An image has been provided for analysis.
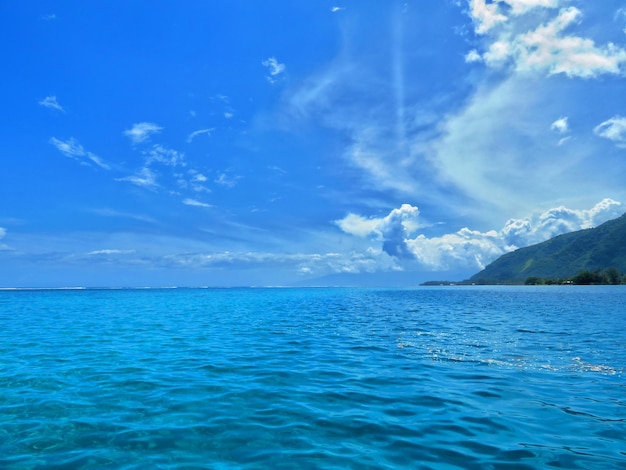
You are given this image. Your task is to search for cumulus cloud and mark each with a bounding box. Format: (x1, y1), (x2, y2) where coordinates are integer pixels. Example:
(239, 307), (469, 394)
(471, 4), (626, 78)
(124, 122), (162, 144)
(262, 57), (286, 83)
(469, 0), (562, 34)
(594, 116), (626, 146)
(38, 95), (64, 112)
(337, 204), (420, 238)
(469, 0), (508, 34)
(336, 204), (422, 259)
(338, 199), (623, 271)
(506, 0), (561, 15)
(49, 137), (110, 170)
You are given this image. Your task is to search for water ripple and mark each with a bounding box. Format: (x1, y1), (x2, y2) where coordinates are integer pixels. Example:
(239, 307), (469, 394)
(0, 287), (625, 468)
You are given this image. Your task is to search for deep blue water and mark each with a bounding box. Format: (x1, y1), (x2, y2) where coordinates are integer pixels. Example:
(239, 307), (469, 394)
(0, 286), (625, 469)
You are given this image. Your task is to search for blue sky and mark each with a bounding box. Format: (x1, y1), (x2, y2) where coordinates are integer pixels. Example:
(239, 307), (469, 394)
(2, 0), (626, 287)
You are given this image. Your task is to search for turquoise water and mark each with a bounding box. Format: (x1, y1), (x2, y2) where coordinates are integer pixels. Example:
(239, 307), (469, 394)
(0, 286), (625, 469)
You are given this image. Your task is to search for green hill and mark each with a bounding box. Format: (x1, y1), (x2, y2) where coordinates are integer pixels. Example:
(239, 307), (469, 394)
(468, 212), (626, 284)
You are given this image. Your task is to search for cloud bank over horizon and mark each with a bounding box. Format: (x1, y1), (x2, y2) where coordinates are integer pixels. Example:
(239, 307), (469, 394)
(337, 198), (623, 272)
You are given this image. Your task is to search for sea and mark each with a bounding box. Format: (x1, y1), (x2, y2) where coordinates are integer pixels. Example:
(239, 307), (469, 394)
(0, 286), (625, 469)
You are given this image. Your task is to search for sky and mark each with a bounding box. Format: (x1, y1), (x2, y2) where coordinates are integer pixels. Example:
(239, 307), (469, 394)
(2, 0), (626, 287)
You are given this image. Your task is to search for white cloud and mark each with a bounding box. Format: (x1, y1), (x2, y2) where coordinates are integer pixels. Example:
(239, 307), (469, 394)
(288, 60), (424, 193)
(161, 249), (398, 276)
(0, 227), (9, 251)
(406, 228), (502, 270)
(186, 128), (214, 143)
(331, 6), (345, 13)
(551, 116), (569, 133)
(124, 122), (162, 144)
(336, 204), (422, 259)
(117, 167), (158, 188)
(594, 116), (626, 146)
(92, 208), (157, 224)
(500, 198), (623, 247)
(465, 49), (483, 63)
(190, 171), (207, 183)
(49, 137), (110, 170)
(86, 249), (135, 256)
(506, 0), (561, 15)
(338, 199), (623, 271)
(469, 0), (562, 34)
(214, 172), (240, 188)
(262, 57), (286, 83)
(86, 154), (110, 170)
(144, 144), (185, 167)
(475, 6), (626, 78)
(38, 95), (64, 112)
(181, 170), (211, 193)
(50, 137), (84, 157)
(336, 204), (420, 239)
(469, 0), (508, 34)
(336, 213), (381, 238)
(182, 198), (212, 208)
(282, 2), (625, 222)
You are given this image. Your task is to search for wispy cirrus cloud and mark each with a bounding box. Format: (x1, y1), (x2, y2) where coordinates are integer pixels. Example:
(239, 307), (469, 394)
(116, 167), (158, 189)
(49, 137), (110, 170)
(186, 128), (214, 143)
(594, 116), (626, 147)
(0, 227), (10, 251)
(214, 171), (241, 188)
(282, 1), (626, 228)
(124, 122), (163, 144)
(182, 198), (212, 208)
(38, 95), (64, 112)
(144, 144), (185, 167)
(86, 249), (135, 256)
(92, 208), (157, 224)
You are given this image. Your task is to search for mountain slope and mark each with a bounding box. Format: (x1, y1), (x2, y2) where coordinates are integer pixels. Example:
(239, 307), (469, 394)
(468, 212), (626, 283)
